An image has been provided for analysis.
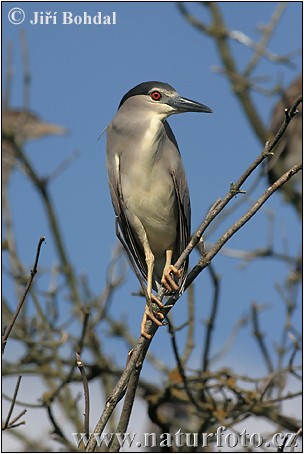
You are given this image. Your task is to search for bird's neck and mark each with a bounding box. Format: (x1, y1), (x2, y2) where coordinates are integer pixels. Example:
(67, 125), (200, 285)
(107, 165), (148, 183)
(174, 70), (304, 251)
(138, 117), (165, 167)
(142, 116), (163, 142)
(112, 112), (166, 164)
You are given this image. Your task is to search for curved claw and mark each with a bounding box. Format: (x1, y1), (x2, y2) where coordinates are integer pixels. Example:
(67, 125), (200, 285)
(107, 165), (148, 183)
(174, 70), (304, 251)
(151, 293), (165, 309)
(161, 265), (182, 292)
(141, 306), (164, 339)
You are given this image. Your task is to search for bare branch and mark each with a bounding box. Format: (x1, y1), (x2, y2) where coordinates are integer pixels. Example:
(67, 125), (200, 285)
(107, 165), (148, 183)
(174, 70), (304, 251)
(192, 163), (302, 281)
(251, 303), (274, 373)
(202, 265), (220, 372)
(181, 283), (195, 364)
(108, 352), (138, 453)
(76, 353), (90, 439)
(13, 142), (81, 308)
(178, 1), (268, 141)
(2, 376), (27, 430)
(167, 318), (202, 411)
(243, 3), (289, 76)
(2, 236), (45, 353)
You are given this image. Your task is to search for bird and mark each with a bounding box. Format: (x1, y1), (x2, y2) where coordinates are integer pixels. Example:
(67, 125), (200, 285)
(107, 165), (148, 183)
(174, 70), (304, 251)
(106, 81), (212, 337)
(266, 74), (302, 217)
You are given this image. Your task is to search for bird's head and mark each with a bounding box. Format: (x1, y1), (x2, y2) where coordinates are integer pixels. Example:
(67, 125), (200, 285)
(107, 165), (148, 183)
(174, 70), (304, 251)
(118, 81), (213, 120)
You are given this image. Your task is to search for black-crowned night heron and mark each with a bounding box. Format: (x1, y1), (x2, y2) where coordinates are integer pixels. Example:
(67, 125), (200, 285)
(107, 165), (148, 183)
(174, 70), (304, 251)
(106, 81), (212, 338)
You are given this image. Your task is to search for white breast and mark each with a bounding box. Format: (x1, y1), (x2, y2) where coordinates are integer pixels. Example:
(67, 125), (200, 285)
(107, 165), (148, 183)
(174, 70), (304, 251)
(119, 118), (178, 256)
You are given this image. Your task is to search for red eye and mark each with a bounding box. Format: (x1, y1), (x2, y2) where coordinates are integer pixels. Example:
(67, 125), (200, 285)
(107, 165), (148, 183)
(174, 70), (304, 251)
(151, 91), (162, 101)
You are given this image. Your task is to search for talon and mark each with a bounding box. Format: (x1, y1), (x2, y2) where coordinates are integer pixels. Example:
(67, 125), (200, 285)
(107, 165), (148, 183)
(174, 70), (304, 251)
(151, 293), (165, 309)
(161, 265), (182, 292)
(145, 307), (164, 325)
(155, 311), (165, 320)
(169, 265), (182, 278)
(141, 306), (164, 339)
(141, 312), (152, 339)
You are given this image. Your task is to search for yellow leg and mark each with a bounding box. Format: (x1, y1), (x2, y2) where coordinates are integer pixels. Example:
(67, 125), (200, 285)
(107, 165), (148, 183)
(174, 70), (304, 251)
(161, 249), (182, 292)
(145, 248), (154, 300)
(127, 213), (166, 338)
(140, 239), (165, 338)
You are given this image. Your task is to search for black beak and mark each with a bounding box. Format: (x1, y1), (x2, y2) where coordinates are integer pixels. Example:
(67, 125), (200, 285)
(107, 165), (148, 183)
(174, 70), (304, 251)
(167, 95), (213, 113)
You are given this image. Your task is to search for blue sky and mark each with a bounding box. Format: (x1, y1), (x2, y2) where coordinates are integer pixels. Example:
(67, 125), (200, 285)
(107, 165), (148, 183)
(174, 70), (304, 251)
(2, 2), (302, 448)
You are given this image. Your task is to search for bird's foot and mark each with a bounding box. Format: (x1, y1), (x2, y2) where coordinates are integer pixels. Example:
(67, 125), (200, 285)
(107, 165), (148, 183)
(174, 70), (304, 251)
(141, 305), (165, 339)
(150, 293), (165, 309)
(161, 265), (182, 292)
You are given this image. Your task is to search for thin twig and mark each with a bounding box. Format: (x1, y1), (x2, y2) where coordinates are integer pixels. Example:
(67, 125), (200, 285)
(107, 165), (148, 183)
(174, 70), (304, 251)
(45, 403), (72, 446)
(178, 1), (268, 141)
(290, 427), (302, 453)
(13, 142), (81, 309)
(185, 163), (302, 288)
(210, 313), (250, 363)
(49, 309), (90, 402)
(77, 309), (90, 355)
(2, 376), (26, 430)
(204, 172), (263, 239)
(76, 353), (90, 438)
(181, 283), (195, 364)
(251, 303), (274, 373)
(46, 150), (80, 185)
(167, 318), (202, 412)
(2, 236), (45, 353)
(2, 394), (43, 409)
(4, 409), (27, 429)
(243, 3), (288, 76)
(288, 332), (301, 379)
(108, 352), (138, 453)
(202, 264), (220, 372)
(85, 337), (149, 452)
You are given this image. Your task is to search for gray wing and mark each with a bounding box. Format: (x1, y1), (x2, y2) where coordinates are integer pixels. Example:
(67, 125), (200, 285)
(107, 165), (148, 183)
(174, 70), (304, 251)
(106, 125), (149, 282)
(164, 121), (191, 290)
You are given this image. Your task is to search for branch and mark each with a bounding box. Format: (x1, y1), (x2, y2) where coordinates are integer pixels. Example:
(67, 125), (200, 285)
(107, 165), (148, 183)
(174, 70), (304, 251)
(187, 162), (302, 286)
(108, 352), (139, 452)
(45, 402), (75, 449)
(2, 376), (27, 430)
(202, 265), (220, 372)
(181, 283), (195, 364)
(288, 332), (301, 379)
(85, 338), (149, 452)
(13, 142), (81, 308)
(46, 309), (90, 403)
(167, 318), (202, 411)
(2, 236), (45, 353)
(242, 3), (288, 76)
(76, 354), (90, 439)
(251, 303), (274, 373)
(178, 1), (268, 142)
